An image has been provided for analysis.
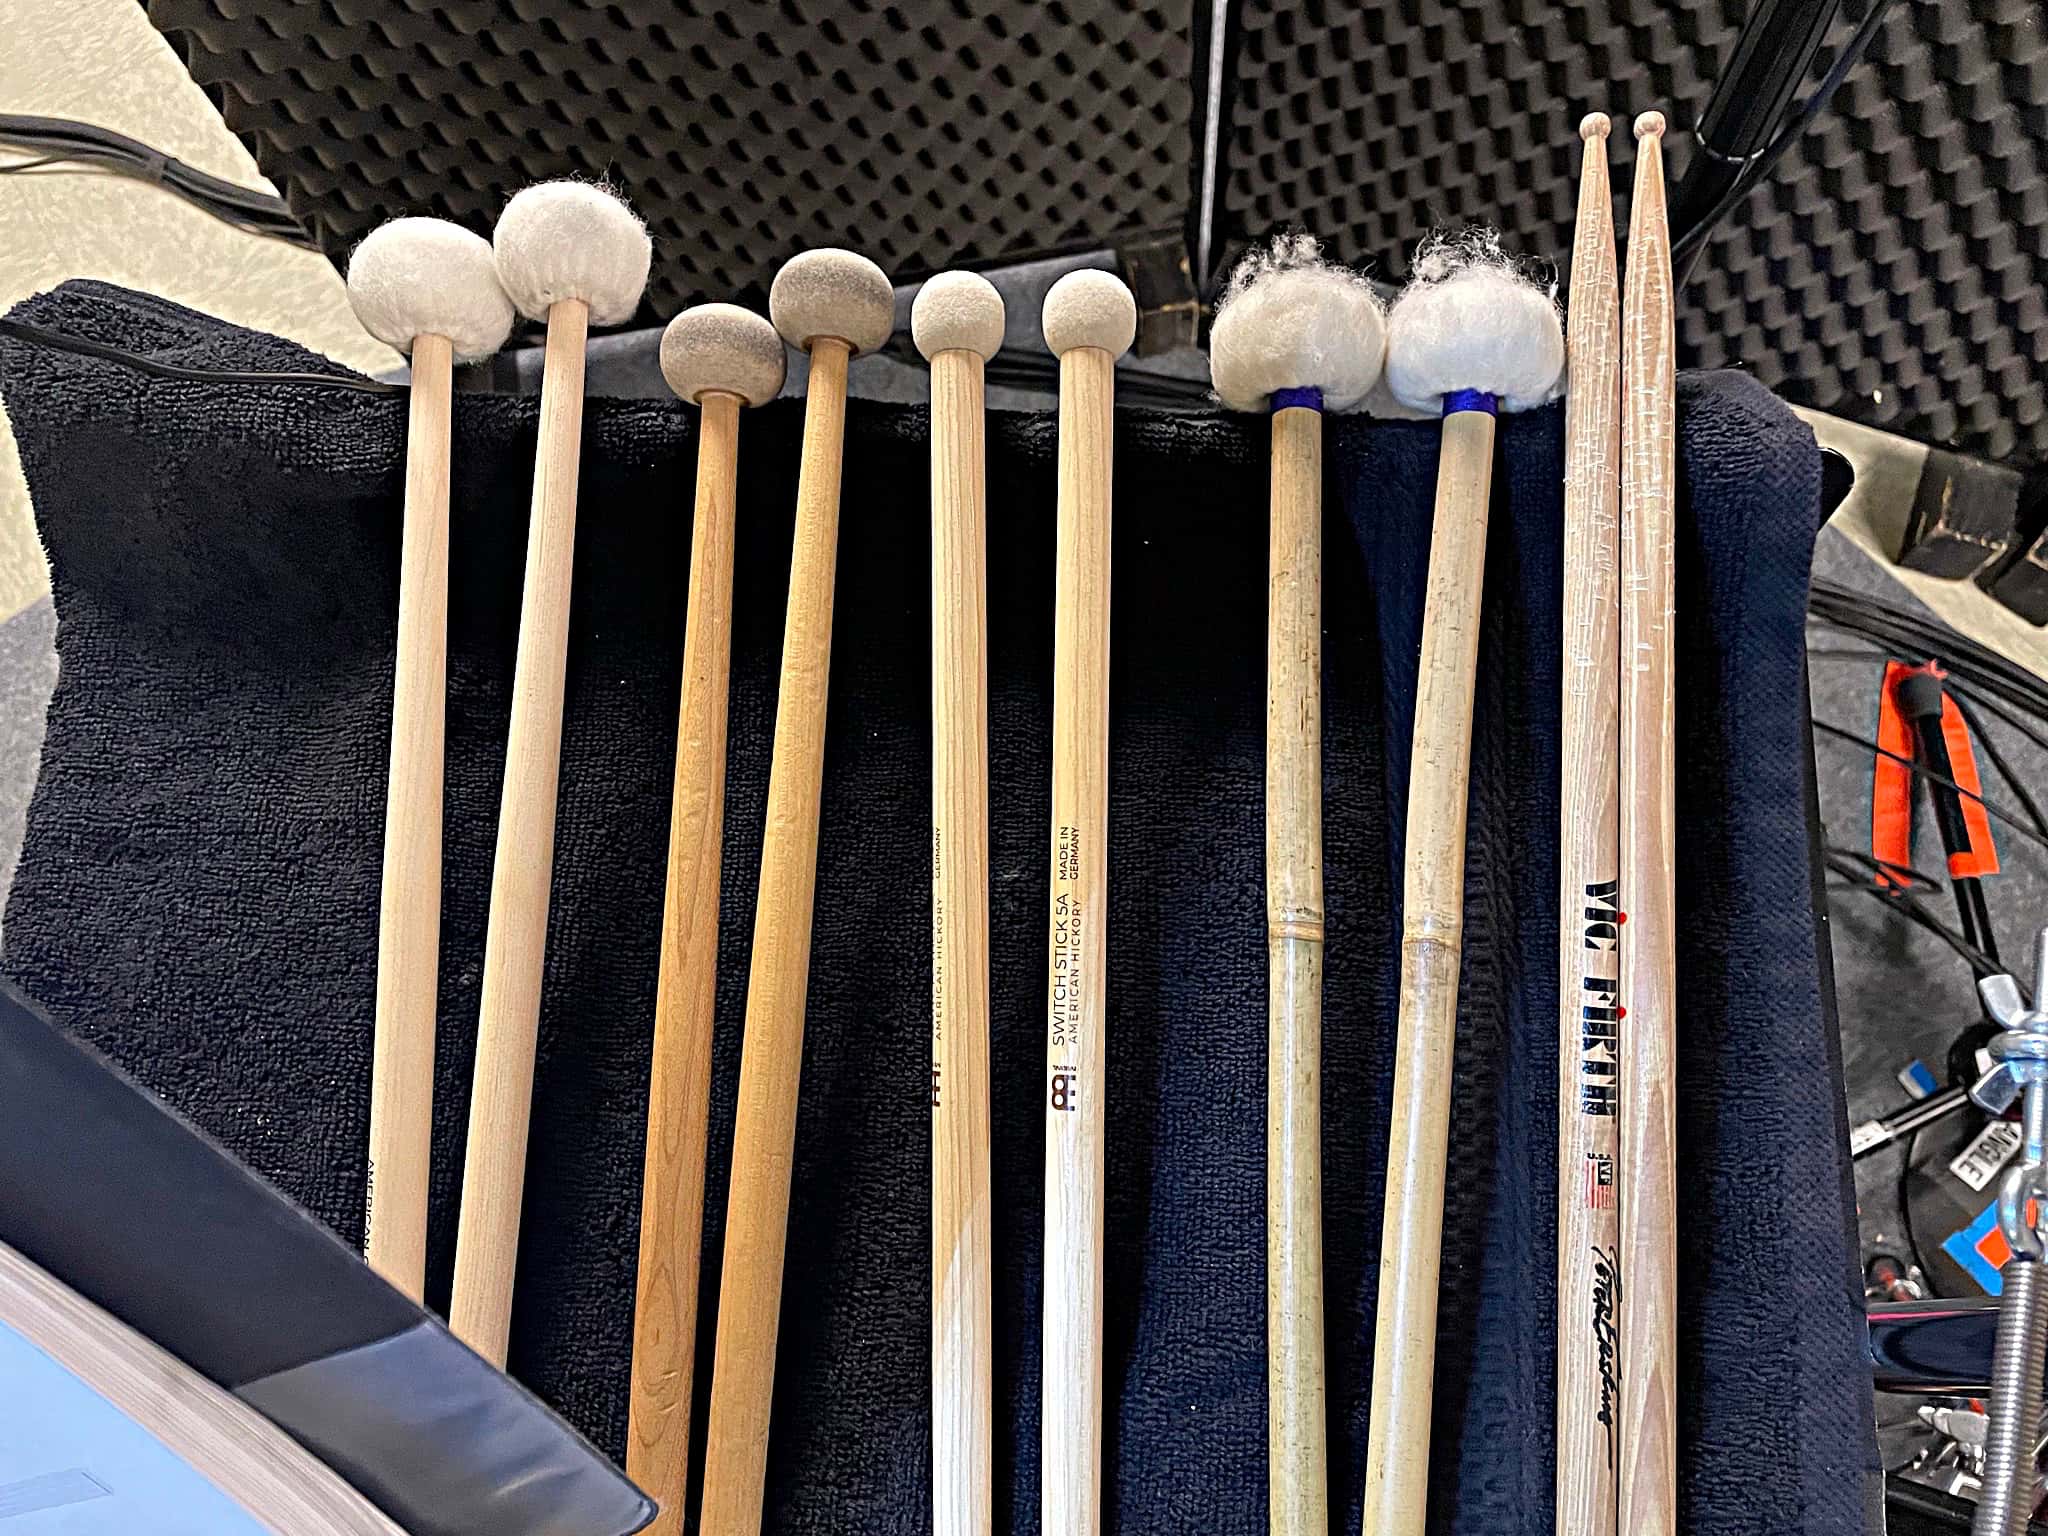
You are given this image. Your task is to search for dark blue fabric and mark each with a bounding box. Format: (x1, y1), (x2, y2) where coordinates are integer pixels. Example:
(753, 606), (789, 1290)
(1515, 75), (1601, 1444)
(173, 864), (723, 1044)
(0, 280), (1871, 1535)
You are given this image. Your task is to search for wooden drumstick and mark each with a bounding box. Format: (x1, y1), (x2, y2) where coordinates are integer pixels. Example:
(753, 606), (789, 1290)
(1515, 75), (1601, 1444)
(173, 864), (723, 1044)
(1618, 109), (1678, 1536)
(913, 270), (1006, 1536)
(1557, 112), (1624, 1536)
(698, 248), (895, 1536)
(1367, 233), (1564, 1536)
(627, 305), (787, 1536)
(1211, 235), (1386, 1536)
(1038, 269), (1135, 1536)
(345, 218), (515, 1303)
(448, 181), (650, 1366)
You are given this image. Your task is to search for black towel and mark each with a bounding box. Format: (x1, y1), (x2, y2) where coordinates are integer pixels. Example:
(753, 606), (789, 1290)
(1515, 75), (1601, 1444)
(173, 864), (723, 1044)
(0, 280), (1873, 1534)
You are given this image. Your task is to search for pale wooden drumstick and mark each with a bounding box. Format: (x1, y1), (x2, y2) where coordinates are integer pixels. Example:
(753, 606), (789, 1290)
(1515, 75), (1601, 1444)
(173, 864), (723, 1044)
(1038, 269), (1136, 1536)
(1210, 235), (1386, 1536)
(914, 270), (1006, 1536)
(345, 217), (515, 1302)
(1618, 109), (1679, 1536)
(627, 305), (787, 1536)
(698, 248), (895, 1536)
(449, 182), (650, 1366)
(1557, 112), (1624, 1536)
(1366, 232), (1564, 1536)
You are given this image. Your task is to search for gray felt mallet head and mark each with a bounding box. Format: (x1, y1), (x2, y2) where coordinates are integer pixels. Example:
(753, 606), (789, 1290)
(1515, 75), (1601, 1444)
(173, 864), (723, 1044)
(660, 303), (787, 407)
(911, 270), (1006, 363)
(769, 249), (896, 357)
(1041, 268), (1137, 360)
(346, 217), (516, 362)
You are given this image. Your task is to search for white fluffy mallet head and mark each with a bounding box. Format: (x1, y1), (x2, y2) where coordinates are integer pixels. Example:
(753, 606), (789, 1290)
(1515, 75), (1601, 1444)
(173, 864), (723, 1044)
(1042, 269), (1136, 359)
(1208, 233), (1385, 413)
(769, 249), (895, 357)
(491, 181), (651, 327)
(346, 217), (515, 363)
(1385, 231), (1566, 414)
(911, 271), (1005, 361)
(660, 303), (786, 408)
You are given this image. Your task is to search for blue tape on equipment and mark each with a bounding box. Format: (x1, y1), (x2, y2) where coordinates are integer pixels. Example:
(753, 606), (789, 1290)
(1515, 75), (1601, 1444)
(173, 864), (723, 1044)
(1443, 388), (1498, 416)
(1941, 1198), (2010, 1295)
(1897, 1059), (1938, 1099)
(1271, 386), (1322, 412)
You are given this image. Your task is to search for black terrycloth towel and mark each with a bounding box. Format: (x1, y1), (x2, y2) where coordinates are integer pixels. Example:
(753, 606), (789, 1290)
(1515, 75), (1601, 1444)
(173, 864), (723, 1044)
(0, 281), (1873, 1534)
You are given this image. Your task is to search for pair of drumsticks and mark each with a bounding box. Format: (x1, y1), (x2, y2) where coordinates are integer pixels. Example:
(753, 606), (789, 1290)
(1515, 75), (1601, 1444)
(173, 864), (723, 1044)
(1558, 112), (1679, 1536)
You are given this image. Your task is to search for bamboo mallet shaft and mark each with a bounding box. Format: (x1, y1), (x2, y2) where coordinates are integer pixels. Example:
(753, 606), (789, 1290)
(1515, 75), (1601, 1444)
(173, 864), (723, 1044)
(1617, 109), (1680, 1536)
(699, 334), (855, 1536)
(1557, 111), (1624, 1536)
(929, 333), (994, 1536)
(1268, 401), (1329, 1536)
(366, 328), (453, 1302)
(448, 296), (590, 1364)
(1039, 263), (1132, 1536)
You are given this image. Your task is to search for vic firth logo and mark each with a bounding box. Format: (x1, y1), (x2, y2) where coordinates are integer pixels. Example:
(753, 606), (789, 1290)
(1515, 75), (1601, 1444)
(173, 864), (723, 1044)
(1579, 878), (1622, 1117)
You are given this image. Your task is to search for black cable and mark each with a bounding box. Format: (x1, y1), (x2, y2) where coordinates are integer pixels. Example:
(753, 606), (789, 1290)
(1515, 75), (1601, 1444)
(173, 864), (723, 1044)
(0, 318), (401, 395)
(1824, 847), (2010, 981)
(0, 114), (315, 250)
(1947, 687), (2048, 839)
(1812, 717), (2048, 856)
(1810, 581), (2048, 719)
(1671, 0), (1908, 261)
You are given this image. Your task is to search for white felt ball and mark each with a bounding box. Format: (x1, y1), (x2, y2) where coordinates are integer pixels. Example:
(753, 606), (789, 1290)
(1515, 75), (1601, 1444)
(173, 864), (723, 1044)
(1385, 233), (1566, 413)
(911, 272), (1005, 361)
(1041, 269), (1136, 359)
(660, 303), (787, 408)
(345, 218), (515, 362)
(768, 249), (895, 357)
(1209, 234), (1385, 413)
(491, 181), (651, 326)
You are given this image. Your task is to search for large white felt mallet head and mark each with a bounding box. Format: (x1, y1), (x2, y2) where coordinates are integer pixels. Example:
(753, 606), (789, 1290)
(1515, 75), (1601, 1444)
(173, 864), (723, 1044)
(1209, 233), (1386, 414)
(346, 217), (515, 362)
(492, 180), (652, 326)
(1385, 232), (1565, 418)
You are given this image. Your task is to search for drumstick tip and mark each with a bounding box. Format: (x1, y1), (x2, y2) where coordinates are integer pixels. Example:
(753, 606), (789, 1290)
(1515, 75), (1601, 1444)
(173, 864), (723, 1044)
(1579, 112), (1611, 143)
(1633, 110), (1666, 142)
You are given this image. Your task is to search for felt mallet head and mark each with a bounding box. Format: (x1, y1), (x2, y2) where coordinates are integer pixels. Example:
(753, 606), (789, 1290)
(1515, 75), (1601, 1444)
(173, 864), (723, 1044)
(1041, 269), (1136, 359)
(1385, 230), (1566, 414)
(911, 271), (1005, 361)
(769, 249), (895, 357)
(346, 217), (515, 362)
(1209, 233), (1386, 413)
(492, 181), (652, 326)
(660, 303), (787, 407)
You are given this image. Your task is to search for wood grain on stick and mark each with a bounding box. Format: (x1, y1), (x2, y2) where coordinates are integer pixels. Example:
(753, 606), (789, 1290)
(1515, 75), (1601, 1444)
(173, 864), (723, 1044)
(1362, 405), (1497, 1536)
(931, 344), (994, 1536)
(700, 336), (852, 1536)
(1267, 402), (1327, 1536)
(1618, 109), (1679, 1536)
(0, 1241), (407, 1536)
(1043, 344), (1114, 1536)
(629, 389), (744, 1535)
(1557, 111), (1624, 1536)
(449, 297), (590, 1366)
(366, 328), (453, 1303)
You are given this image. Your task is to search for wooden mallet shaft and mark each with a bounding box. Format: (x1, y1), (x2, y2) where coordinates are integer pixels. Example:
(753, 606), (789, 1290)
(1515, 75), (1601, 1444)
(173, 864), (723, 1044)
(1557, 111), (1623, 1536)
(930, 338), (994, 1536)
(1042, 340), (1115, 1536)
(627, 388), (744, 1534)
(1268, 400), (1328, 1536)
(1618, 109), (1679, 1536)
(365, 328), (453, 1302)
(699, 334), (854, 1536)
(448, 296), (591, 1365)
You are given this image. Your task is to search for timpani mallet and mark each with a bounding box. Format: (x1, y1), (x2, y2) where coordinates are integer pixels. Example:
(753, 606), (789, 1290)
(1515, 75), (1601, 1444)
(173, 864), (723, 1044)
(1366, 233), (1563, 1536)
(1557, 113), (1623, 1536)
(448, 181), (650, 1365)
(1210, 235), (1387, 1536)
(698, 248), (895, 1536)
(1618, 110), (1679, 1536)
(1038, 269), (1136, 1536)
(628, 304), (787, 1536)
(345, 218), (515, 1303)
(913, 269), (1007, 1536)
